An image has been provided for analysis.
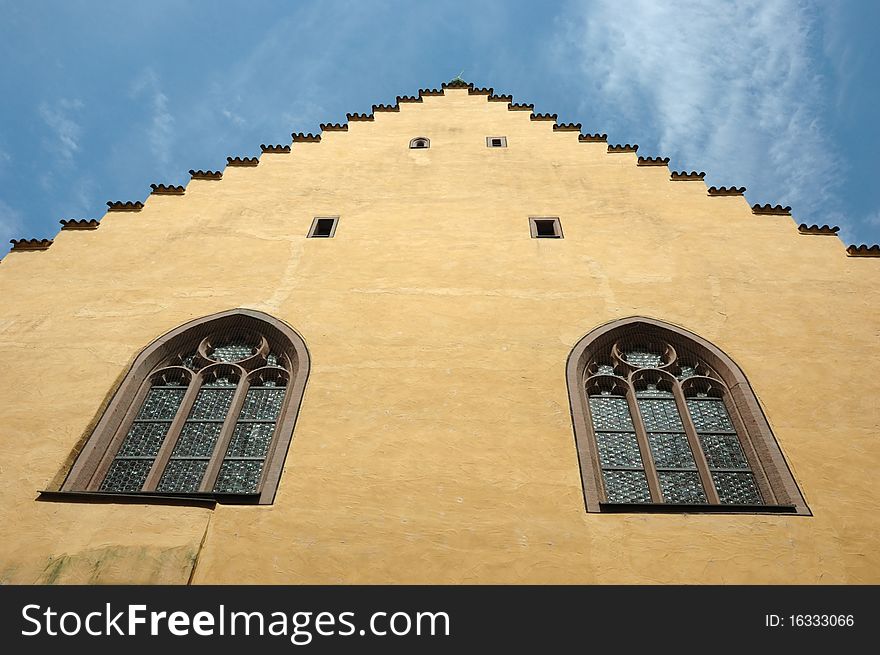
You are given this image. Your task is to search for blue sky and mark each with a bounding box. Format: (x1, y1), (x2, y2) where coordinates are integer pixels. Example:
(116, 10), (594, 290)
(1, 0), (878, 256)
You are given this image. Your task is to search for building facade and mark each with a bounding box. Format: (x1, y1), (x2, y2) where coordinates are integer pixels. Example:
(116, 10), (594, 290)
(0, 80), (877, 584)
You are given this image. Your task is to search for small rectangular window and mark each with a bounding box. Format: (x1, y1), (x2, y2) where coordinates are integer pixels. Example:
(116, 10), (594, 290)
(308, 217), (338, 238)
(487, 136), (507, 148)
(529, 217), (562, 239)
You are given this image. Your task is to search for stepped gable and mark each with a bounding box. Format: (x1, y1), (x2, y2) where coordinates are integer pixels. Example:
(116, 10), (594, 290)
(320, 123), (348, 132)
(579, 133), (608, 142)
(346, 112), (374, 122)
(530, 113), (558, 121)
(670, 171), (706, 181)
(291, 133), (321, 142)
(637, 156), (670, 166)
(227, 156), (259, 167)
(189, 170), (222, 180)
(106, 201), (143, 211)
(553, 123), (581, 131)
(60, 219), (99, 230)
(396, 95), (422, 104)
(798, 224), (839, 235)
(508, 102), (534, 111)
(150, 184), (185, 195)
(372, 104), (399, 113)
(10, 238), (52, 251)
(708, 186), (746, 196)
(752, 204), (791, 215)
(260, 144), (291, 153)
(846, 244), (880, 257)
(488, 94), (513, 103)
(608, 144), (638, 153)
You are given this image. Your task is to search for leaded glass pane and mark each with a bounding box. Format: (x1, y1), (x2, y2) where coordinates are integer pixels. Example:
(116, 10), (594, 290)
(596, 364), (616, 376)
(188, 388), (235, 420)
(100, 459), (153, 492)
(239, 388), (284, 421)
(602, 470), (651, 503)
(157, 459), (209, 493)
(117, 422), (169, 457)
(136, 387), (186, 420)
(214, 460), (264, 494)
(698, 433), (749, 470)
(648, 432), (697, 469)
(712, 472), (763, 505)
(637, 384), (672, 398)
(659, 471), (707, 504)
(171, 422), (223, 457)
(677, 365), (696, 380)
(588, 396), (634, 430)
(210, 342), (255, 363)
(226, 423), (275, 458)
(181, 351), (200, 370)
(624, 349), (662, 368)
(596, 432), (642, 468)
(637, 398), (683, 431)
(266, 353), (282, 367)
(686, 398), (735, 432)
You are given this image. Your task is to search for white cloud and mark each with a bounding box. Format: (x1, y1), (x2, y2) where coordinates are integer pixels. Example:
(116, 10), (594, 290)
(556, 0), (843, 229)
(0, 198), (24, 250)
(39, 98), (84, 162)
(131, 69), (175, 168)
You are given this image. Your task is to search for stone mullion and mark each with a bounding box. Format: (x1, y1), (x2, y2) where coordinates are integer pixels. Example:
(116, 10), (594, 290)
(672, 382), (721, 504)
(142, 374), (203, 492)
(625, 376), (663, 503)
(199, 377), (251, 492)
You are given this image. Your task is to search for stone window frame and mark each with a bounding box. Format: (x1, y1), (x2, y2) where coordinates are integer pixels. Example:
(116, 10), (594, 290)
(486, 136), (508, 148)
(409, 137), (430, 149)
(57, 309), (310, 505)
(566, 316), (809, 515)
(529, 217), (563, 239)
(307, 216), (339, 238)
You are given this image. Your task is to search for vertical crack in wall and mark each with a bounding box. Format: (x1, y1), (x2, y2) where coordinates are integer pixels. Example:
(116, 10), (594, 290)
(187, 512), (213, 586)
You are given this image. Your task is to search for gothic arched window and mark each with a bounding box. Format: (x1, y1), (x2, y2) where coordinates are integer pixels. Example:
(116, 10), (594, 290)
(59, 309), (309, 504)
(567, 317), (808, 514)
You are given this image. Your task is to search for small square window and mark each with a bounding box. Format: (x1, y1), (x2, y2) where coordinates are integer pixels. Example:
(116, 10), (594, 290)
(308, 216), (338, 238)
(487, 136), (507, 148)
(529, 217), (563, 238)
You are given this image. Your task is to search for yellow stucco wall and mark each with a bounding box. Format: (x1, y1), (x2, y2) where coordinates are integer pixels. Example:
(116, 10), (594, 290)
(0, 87), (877, 584)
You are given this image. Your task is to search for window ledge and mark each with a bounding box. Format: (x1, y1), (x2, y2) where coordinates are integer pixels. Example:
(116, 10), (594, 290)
(37, 490), (263, 508)
(598, 502), (799, 515)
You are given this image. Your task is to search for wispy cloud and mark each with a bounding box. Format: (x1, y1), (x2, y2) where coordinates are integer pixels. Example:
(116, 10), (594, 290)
(0, 198), (24, 248)
(131, 68), (175, 169)
(39, 98), (84, 162)
(556, 0), (844, 229)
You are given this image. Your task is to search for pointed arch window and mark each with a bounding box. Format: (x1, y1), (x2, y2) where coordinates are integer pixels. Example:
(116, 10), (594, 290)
(58, 309), (309, 504)
(567, 317), (808, 514)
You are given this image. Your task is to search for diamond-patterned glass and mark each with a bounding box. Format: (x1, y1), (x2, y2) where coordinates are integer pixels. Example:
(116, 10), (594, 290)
(648, 432), (697, 468)
(170, 422), (223, 457)
(637, 398), (683, 431)
(588, 396), (634, 430)
(677, 365), (696, 380)
(239, 388), (284, 421)
(659, 471), (707, 504)
(100, 459), (153, 492)
(686, 398), (735, 432)
(117, 422), (169, 457)
(712, 472), (763, 505)
(596, 432), (642, 468)
(214, 460), (265, 494)
(188, 388), (235, 420)
(698, 433), (749, 470)
(602, 470), (651, 503)
(210, 342), (255, 362)
(624, 349), (662, 368)
(226, 423), (275, 458)
(136, 387), (186, 420)
(157, 459), (209, 493)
